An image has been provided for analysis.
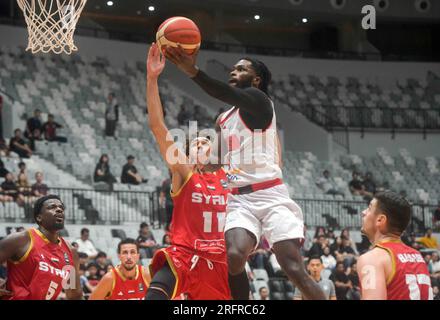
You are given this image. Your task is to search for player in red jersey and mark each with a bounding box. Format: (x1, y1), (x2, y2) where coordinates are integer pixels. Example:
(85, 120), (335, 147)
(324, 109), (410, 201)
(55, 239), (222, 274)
(358, 190), (433, 300)
(89, 238), (150, 300)
(145, 43), (230, 300)
(0, 195), (82, 300)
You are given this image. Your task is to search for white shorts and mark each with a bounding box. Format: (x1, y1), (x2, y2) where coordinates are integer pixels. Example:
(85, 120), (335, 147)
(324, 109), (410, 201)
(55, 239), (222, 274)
(224, 184), (304, 248)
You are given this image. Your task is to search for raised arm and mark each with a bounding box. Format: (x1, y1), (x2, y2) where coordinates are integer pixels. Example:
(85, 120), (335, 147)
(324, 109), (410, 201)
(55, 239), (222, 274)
(146, 43), (191, 180)
(164, 46), (272, 119)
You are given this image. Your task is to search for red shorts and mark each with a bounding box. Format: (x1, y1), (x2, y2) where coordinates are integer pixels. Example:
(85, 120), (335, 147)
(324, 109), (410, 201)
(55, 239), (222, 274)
(150, 246), (230, 300)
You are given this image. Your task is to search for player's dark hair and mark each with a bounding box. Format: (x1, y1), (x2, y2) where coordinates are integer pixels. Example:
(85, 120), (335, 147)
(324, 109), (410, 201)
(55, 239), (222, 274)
(241, 57), (272, 95)
(33, 194), (62, 225)
(308, 256), (323, 264)
(374, 190), (411, 235)
(117, 238), (139, 254)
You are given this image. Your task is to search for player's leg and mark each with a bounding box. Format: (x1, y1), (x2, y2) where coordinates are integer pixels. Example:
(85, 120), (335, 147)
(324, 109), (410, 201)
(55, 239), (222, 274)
(225, 227), (256, 300)
(145, 263), (176, 300)
(272, 239), (326, 300)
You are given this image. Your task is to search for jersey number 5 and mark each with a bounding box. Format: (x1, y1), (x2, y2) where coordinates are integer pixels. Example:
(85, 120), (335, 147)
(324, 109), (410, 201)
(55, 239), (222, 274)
(405, 274), (433, 300)
(45, 281), (59, 300)
(202, 212), (226, 233)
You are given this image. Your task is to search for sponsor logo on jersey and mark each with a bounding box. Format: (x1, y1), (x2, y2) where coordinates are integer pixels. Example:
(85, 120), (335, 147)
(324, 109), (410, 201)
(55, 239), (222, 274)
(128, 290), (135, 294)
(220, 180), (228, 189)
(195, 183), (202, 188)
(117, 291), (124, 296)
(64, 252), (70, 264)
(207, 185), (216, 190)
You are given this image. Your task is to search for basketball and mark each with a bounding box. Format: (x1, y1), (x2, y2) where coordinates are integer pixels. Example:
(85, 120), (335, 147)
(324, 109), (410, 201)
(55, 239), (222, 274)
(156, 16), (201, 55)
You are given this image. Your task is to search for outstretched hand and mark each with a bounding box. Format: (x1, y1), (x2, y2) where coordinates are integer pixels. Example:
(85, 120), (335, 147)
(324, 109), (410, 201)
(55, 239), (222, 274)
(147, 42), (166, 79)
(164, 44), (199, 78)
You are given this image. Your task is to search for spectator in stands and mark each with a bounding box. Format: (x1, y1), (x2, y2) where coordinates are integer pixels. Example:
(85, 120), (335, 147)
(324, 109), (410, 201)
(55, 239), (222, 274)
(0, 158), (9, 178)
(313, 226), (327, 240)
(258, 287), (270, 300)
(321, 246), (337, 271)
(430, 252), (440, 280)
(433, 202), (440, 231)
(85, 262), (100, 293)
(249, 237), (271, 270)
(294, 256), (336, 300)
(315, 170), (344, 196)
(95, 252), (109, 280)
(348, 171), (365, 196)
(42, 114), (67, 143)
(362, 172), (376, 196)
(161, 234), (171, 248)
(9, 129), (32, 158)
(121, 155), (148, 185)
(417, 228), (440, 250)
(336, 236), (357, 269)
(31, 172), (49, 198)
(1, 173), (24, 206)
(308, 235), (328, 258)
(25, 109), (43, 150)
(326, 228), (336, 245)
(93, 154), (117, 190)
(17, 161), (26, 175)
(79, 265), (94, 297)
(136, 222), (158, 259)
(75, 228), (99, 259)
(0, 138), (10, 157)
(330, 261), (352, 300)
(17, 172), (34, 203)
(340, 228), (359, 255)
(160, 170), (173, 227)
(105, 92), (119, 137)
(408, 232), (423, 251)
(330, 236), (342, 257)
(434, 286), (440, 300)
(302, 224), (313, 256)
(177, 105), (191, 126)
(347, 262), (361, 300)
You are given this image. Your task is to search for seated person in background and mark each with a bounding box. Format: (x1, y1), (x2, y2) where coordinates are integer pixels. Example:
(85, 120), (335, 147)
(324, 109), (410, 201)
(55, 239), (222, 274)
(42, 114), (67, 143)
(315, 170), (344, 196)
(31, 172), (49, 198)
(349, 171), (365, 196)
(1, 173), (25, 206)
(161, 234), (171, 248)
(136, 222), (158, 259)
(362, 172), (376, 195)
(79, 265), (95, 298)
(0, 158), (9, 178)
(94, 154), (117, 189)
(258, 287), (270, 301)
(95, 251), (110, 280)
(25, 109), (43, 150)
(308, 235), (328, 258)
(330, 261), (353, 300)
(121, 155), (148, 185)
(346, 262), (361, 300)
(335, 236), (357, 269)
(9, 129), (32, 158)
(417, 228), (440, 250)
(321, 246), (337, 271)
(16, 172), (34, 203)
(75, 228), (99, 259)
(85, 262), (100, 293)
(248, 236), (271, 271)
(0, 138), (10, 157)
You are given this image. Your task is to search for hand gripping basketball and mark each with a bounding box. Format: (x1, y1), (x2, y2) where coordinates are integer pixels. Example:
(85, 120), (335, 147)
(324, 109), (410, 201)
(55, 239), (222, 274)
(164, 45), (200, 78)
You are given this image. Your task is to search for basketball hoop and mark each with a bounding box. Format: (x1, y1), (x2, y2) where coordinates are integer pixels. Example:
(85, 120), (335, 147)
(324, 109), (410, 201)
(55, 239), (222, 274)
(17, 0), (87, 55)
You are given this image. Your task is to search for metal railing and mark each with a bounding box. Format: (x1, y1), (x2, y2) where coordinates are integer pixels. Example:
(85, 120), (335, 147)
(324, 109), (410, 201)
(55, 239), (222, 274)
(0, 188), (436, 234)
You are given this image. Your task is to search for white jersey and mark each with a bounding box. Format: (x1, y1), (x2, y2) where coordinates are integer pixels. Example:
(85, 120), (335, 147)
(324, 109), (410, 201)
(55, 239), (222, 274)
(219, 100), (282, 188)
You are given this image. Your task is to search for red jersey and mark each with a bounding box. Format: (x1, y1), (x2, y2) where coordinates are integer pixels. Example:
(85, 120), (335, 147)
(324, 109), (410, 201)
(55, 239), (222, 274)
(106, 265), (149, 300)
(6, 228), (74, 300)
(170, 169), (229, 263)
(376, 240), (433, 300)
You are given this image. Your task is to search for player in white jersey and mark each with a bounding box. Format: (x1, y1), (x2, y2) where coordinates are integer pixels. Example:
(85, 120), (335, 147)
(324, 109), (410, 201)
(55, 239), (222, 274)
(165, 46), (325, 300)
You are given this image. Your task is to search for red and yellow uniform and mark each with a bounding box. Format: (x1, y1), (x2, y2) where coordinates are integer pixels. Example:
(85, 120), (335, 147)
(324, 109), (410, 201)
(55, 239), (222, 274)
(106, 265), (149, 300)
(6, 228), (74, 300)
(376, 240), (433, 300)
(150, 169), (231, 300)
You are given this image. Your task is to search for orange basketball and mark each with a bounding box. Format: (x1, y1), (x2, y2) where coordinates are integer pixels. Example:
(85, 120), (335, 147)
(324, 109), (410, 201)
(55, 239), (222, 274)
(156, 16), (201, 55)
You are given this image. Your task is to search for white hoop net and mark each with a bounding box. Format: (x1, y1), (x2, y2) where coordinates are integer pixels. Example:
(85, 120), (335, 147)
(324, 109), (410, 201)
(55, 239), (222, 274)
(17, 0), (87, 55)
